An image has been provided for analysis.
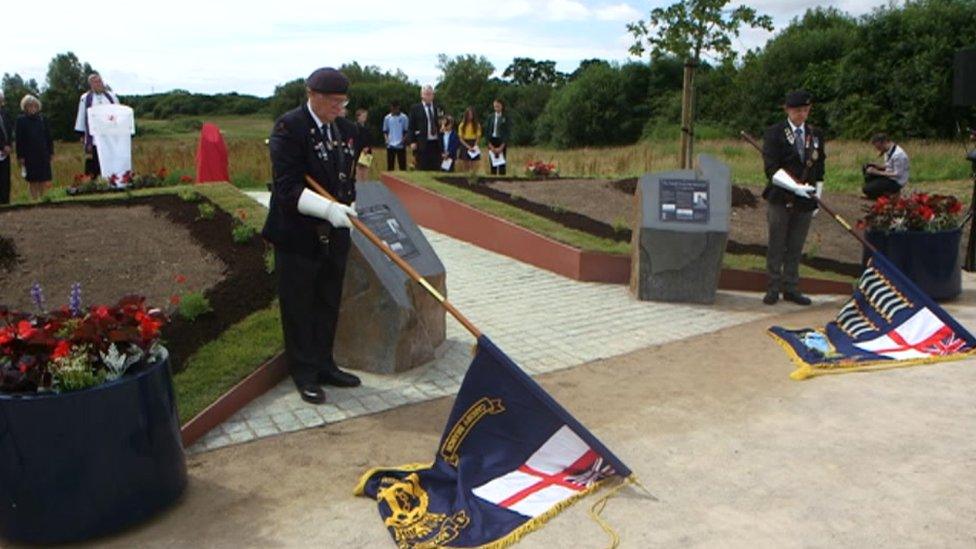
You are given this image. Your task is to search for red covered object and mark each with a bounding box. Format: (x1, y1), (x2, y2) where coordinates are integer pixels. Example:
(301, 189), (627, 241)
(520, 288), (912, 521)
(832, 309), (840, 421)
(195, 123), (229, 183)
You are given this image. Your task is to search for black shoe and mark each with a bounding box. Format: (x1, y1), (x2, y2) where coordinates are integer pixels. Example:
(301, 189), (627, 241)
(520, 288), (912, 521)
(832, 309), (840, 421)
(297, 384), (327, 404)
(763, 290), (779, 305)
(318, 368), (362, 388)
(783, 292), (812, 306)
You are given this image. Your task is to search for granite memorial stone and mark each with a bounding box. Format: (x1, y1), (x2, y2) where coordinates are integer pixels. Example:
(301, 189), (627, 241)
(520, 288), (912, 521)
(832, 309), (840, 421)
(334, 182), (447, 373)
(630, 154), (731, 303)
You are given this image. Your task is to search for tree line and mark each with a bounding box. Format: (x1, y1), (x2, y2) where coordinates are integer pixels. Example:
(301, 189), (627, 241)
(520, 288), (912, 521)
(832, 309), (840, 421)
(4, 0), (974, 145)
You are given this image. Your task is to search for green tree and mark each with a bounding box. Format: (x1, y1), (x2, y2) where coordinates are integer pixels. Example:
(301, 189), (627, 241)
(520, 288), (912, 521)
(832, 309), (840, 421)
(41, 52), (96, 141)
(502, 58), (566, 86)
(435, 54), (498, 119)
(269, 78), (307, 120)
(628, 0), (773, 167)
(534, 62), (651, 148)
(2, 73), (41, 114)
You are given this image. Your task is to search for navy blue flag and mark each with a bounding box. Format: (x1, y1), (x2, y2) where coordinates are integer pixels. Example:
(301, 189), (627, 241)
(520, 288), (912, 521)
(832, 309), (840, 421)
(769, 251), (976, 380)
(355, 335), (631, 548)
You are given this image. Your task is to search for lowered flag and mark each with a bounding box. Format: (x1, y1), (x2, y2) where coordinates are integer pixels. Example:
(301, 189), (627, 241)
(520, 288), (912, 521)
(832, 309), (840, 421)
(355, 335), (632, 548)
(769, 251), (976, 380)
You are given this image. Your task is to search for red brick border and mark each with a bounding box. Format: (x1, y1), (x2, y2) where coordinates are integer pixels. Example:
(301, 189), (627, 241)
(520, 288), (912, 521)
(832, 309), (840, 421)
(380, 172), (852, 295)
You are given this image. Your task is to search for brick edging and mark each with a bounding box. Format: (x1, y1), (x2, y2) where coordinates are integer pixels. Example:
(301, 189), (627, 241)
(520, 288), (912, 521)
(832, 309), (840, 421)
(179, 353), (288, 448)
(380, 172), (853, 294)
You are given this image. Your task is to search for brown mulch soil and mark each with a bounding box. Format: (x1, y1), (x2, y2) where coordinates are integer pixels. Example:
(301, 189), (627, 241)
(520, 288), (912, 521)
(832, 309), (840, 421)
(437, 176), (873, 276)
(0, 195), (275, 371)
(0, 235), (16, 272)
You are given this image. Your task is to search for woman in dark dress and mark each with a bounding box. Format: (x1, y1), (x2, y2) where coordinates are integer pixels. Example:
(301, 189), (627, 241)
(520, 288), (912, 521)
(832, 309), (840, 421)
(15, 95), (53, 200)
(353, 108), (373, 183)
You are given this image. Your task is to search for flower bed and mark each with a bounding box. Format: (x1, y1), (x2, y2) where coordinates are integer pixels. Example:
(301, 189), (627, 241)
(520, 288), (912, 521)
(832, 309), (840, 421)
(66, 167), (193, 196)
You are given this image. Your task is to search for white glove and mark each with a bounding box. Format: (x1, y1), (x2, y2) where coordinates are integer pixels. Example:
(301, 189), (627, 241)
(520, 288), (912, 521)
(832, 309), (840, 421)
(297, 188), (358, 229)
(771, 169), (816, 198)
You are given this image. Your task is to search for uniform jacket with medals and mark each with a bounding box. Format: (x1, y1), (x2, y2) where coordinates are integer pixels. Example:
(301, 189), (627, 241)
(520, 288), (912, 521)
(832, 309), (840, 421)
(761, 121), (826, 213)
(407, 102), (443, 151)
(261, 105), (357, 255)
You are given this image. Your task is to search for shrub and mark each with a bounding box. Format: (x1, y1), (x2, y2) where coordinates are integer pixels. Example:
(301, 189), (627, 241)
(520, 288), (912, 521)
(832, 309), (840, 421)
(177, 292), (213, 322)
(232, 222), (257, 244)
(197, 203), (216, 220)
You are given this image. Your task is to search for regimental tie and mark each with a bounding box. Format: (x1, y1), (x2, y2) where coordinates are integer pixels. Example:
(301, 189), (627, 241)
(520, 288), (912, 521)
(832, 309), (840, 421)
(794, 126), (805, 161)
(426, 104), (435, 139)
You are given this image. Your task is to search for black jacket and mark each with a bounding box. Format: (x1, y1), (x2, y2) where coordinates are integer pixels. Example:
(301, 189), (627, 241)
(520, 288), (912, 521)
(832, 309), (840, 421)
(407, 102), (443, 150)
(0, 108), (13, 152)
(762, 120), (826, 212)
(261, 105), (357, 255)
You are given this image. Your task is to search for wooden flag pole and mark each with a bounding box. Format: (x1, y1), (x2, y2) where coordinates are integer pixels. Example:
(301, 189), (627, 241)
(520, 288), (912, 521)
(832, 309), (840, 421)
(739, 131), (880, 255)
(304, 174), (483, 339)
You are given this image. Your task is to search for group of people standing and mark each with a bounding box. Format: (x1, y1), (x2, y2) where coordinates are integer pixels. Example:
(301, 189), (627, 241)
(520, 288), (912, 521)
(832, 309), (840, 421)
(0, 73), (119, 203)
(376, 85), (511, 175)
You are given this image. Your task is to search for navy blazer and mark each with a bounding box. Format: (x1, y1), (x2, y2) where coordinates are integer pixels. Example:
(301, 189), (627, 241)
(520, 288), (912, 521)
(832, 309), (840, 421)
(0, 108), (12, 151)
(442, 130), (460, 160)
(261, 105), (357, 255)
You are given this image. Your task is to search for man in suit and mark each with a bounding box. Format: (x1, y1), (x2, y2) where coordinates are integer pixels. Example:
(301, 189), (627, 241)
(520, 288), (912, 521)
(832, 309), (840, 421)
(261, 67), (362, 404)
(408, 85), (443, 170)
(0, 91), (13, 204)
(761, 90), (826, 306)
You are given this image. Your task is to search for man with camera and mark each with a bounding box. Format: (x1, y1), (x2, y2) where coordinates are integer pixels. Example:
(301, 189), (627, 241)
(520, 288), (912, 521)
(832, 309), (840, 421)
(862, 133), (910, 200)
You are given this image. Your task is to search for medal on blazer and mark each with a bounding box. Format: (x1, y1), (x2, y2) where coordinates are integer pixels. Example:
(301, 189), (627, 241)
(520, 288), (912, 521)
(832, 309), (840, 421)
(784, 127), (795, 145)
(313, 141), (329, 162)
(810, 135), (820, 164)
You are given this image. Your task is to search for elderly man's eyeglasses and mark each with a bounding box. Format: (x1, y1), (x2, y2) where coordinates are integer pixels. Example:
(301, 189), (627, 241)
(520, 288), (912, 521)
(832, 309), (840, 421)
(315, 93), (349, 108)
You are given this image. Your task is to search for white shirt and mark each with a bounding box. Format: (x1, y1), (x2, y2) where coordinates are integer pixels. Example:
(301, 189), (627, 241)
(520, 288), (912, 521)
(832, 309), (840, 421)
(492, 113), (501, 138)
(307, 101), (332, 140)
(75, 91), (118, 133)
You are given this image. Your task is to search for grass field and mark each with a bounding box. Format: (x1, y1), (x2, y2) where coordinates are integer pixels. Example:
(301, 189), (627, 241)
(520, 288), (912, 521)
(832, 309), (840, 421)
(6, 114), (974, 204)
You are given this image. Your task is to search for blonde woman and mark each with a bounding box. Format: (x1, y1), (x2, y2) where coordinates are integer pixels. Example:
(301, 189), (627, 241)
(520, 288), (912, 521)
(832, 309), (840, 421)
(15, 95), (53, 200)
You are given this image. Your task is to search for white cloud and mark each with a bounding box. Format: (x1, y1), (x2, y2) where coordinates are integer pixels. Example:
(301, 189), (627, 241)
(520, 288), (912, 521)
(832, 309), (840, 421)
(545, 0), (591, 20)
(595, 3), (641, 22)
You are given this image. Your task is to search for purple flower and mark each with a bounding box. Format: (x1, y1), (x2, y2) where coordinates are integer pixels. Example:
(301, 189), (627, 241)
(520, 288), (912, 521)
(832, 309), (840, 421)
(29, 282), (45, 314)
(69, 283), (83, 316)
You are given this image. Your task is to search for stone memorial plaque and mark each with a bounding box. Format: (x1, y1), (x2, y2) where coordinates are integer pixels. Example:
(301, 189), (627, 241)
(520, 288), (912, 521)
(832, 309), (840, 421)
(334, 181), (446, 374)
(630, 155), (730, 304)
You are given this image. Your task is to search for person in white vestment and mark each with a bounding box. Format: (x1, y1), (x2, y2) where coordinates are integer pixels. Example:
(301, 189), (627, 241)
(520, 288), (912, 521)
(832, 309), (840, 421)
(74, 73), (118, 177)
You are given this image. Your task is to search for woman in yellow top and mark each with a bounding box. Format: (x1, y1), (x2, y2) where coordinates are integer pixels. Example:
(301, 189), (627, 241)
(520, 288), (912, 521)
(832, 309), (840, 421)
(457, 106), (482, 173)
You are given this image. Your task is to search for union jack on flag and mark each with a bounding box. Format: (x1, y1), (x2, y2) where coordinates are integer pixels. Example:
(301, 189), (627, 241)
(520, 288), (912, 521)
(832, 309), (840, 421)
(769, 251), (976, 379)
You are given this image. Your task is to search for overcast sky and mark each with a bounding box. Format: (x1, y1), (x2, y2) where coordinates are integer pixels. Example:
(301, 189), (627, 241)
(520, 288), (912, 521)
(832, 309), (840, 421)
(6, 0), (883, 96)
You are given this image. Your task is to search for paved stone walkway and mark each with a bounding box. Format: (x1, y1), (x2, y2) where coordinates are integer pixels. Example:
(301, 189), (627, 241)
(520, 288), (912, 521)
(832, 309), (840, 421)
(187, 192), (835, 452)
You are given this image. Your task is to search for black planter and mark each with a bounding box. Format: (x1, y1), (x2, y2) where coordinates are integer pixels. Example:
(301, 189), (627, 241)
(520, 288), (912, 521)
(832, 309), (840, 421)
(0, 349), (187, 544)
(865, 228), (963, 301)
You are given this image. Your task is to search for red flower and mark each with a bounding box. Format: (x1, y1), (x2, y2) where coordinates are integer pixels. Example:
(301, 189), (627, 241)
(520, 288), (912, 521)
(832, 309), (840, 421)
(175, 274), (187, 284)
(51, 340), (71, 360)
(93, 306), (111, 320)
(918, 205), (935, 221)
(179, 175), (193, 183)
(0, 326), (14, 346)
(16, 320), (35, 340)
(136, 312), (162, 341)
(156, 167), (169, 179)
(949, 200), (963, 214)
(169, 294), (181, 306)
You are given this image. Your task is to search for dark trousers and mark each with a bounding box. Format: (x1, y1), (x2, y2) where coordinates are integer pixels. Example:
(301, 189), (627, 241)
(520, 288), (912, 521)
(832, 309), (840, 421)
(0, 157), (9, 204)
(416, 139), (442, 171)
(274, 231), (351, 386)
(84, 146), (101, 177)
(488, 138), (506, 175)
(387, 147), (406, 171)
(863, 176), (901, 200)
(766, 202), (813, 293)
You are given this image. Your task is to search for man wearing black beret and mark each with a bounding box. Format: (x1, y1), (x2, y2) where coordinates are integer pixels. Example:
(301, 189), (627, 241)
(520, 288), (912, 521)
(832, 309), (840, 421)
(760, 90), (826, 306)
(261, 67), (363, 404)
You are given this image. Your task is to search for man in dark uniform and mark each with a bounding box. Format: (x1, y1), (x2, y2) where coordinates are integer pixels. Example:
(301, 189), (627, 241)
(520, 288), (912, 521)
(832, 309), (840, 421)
(261, 67), (363, 404)
(408, 85), (443, 170)
(761, 90), (826, 306)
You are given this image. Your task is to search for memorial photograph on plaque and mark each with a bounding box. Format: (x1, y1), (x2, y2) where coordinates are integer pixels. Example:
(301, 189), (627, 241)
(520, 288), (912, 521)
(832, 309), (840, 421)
(659, 179), (710, 224)
(358, 204), (419, 260)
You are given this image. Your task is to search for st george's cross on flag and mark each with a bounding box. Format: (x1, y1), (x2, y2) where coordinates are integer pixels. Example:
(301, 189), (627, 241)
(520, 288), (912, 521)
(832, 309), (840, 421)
(769, 250), (976, 380)
(354, 335), (631, 549)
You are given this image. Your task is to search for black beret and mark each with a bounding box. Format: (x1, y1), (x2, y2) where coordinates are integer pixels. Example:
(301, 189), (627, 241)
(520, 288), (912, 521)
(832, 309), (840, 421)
(784, 90), (812, 108)
(306, 68), (349, 94)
